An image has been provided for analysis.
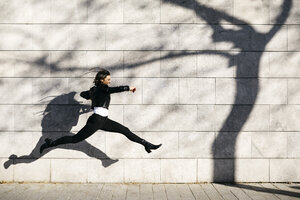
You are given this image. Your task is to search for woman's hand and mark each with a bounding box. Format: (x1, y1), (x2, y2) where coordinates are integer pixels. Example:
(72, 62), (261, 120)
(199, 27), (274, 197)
(129, 86), (136, 93)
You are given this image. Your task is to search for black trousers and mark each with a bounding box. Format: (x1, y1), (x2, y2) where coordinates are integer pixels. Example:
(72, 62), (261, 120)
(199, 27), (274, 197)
(51, 113), (144, 146)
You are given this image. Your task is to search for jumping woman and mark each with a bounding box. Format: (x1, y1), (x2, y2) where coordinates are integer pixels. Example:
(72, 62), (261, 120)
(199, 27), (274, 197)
(40, 69), (162, 154)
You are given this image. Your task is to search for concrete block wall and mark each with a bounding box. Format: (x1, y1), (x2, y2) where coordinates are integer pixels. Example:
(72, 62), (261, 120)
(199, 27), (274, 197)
(0, 0), (299, 183)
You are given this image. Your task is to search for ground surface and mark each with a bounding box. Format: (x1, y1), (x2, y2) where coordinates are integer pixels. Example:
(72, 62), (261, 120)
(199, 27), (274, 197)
(0, 183), (299, 200)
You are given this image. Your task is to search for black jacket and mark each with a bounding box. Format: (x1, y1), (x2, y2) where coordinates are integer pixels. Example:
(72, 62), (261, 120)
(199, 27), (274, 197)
(80, 84), (130, 109)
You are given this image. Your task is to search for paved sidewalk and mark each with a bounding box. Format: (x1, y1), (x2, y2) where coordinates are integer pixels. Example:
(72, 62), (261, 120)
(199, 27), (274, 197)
(0, 183), (299, 200)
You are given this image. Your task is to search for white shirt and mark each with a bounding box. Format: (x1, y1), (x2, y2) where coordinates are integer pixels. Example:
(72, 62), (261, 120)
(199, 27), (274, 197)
(93, 107), (109, 117)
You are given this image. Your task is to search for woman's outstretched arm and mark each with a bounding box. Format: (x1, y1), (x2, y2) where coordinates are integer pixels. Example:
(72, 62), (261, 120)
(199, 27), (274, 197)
(99, 84), (135, 94)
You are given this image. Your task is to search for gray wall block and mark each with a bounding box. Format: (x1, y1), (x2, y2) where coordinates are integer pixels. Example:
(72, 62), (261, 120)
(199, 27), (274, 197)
(32, 78), (69, 104)
(251, 132), (287, 158)
(0, 52), (14, 77)
(87, 0), (123, 23)
(32, 25), (70, 50)
(161, 159), (197, 182)
(288, 25), (300, 51)
(197, 105), (216, 131)
(263, 25), (288, 51)
(0, 1), (51, 23)
(197, 53), (234, 77)
(195, 0), (234, 24)
(143, 78), (179, 104)
(68, 25), (106, 50)
(124, 159), (161, 182)
(235, 159), (270, 182)
(270, 0), (300, 24)
(106, 24), (168, 50)
(87, 159), (124, 183)
(288, 79), (300, 104)
(124, 0), (160, 23)
(124, 105), (162, 131)
(14, 105), (45, 132)
(234, 52), (270, 78)
(214, 132), (251, 158)
(160, 105), (198, 131)
(0, 159), (13, 182)
(197, 159), (214, 182)
(270, 105), (300, 131)
(50, 0), (87, 23)
(50, 51), (88, 77)
(269, 52), (300, 77)
(178, 25), (215, 50)
(287, 132), (300, 158)
(0, 105), (14, 131)
(161, 0), (197, 23)
(11, 132), (37, 159)
(14, 159), (50, 182)
(211, 159), (235, 182)
(179, 78), (215, 104)
(233, 0), (270, 24)
(0, 51), (51, 78)
(0, 132), (14, 158)
(51, 159), (87, 182)
(86, 51), (124, 78)
(0, 78), (32, 104)
(0, 25), (32, 50)
(179, 132), (215, 158)
(270, 159), (300, 182)
(124, 51), (160, 78)
(161, 51), (197, 77)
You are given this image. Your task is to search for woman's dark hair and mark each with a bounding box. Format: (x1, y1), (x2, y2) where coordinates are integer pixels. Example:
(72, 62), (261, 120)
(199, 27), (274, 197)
(93, 69), (110, 86)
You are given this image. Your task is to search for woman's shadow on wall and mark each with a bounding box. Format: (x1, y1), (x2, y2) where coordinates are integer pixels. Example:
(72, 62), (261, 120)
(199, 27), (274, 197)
(4, 92), (118, 169)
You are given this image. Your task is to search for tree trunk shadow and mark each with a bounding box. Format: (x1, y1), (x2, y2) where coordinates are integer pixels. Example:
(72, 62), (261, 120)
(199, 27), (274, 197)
(163, 0), (292, 182)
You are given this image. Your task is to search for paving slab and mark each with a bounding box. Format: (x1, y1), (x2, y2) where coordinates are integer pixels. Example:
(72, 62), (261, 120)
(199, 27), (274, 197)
(212, 183), (238, 200)
(153, 184), (167, 200)
(188, 184), (209, 200)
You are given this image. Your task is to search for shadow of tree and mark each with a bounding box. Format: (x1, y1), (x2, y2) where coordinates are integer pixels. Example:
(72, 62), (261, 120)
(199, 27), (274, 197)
(4, 92), (118, 169)
(161, 0), (292, 182)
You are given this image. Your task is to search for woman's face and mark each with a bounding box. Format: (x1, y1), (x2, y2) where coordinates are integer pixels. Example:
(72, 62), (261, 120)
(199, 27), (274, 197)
(101, 75), (111, 85)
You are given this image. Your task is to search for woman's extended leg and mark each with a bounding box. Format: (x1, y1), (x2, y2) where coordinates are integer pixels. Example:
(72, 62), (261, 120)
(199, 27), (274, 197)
(102, 118), (143, 144)
(101, 118), (161, 153)
(51, 123), (98, 146)
(40, 114), (101, 154)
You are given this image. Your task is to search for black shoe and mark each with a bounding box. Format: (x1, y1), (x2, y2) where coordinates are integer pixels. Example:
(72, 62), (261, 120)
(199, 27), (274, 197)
(39, 138), (53, 154)
(142, 139), (162, 153)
